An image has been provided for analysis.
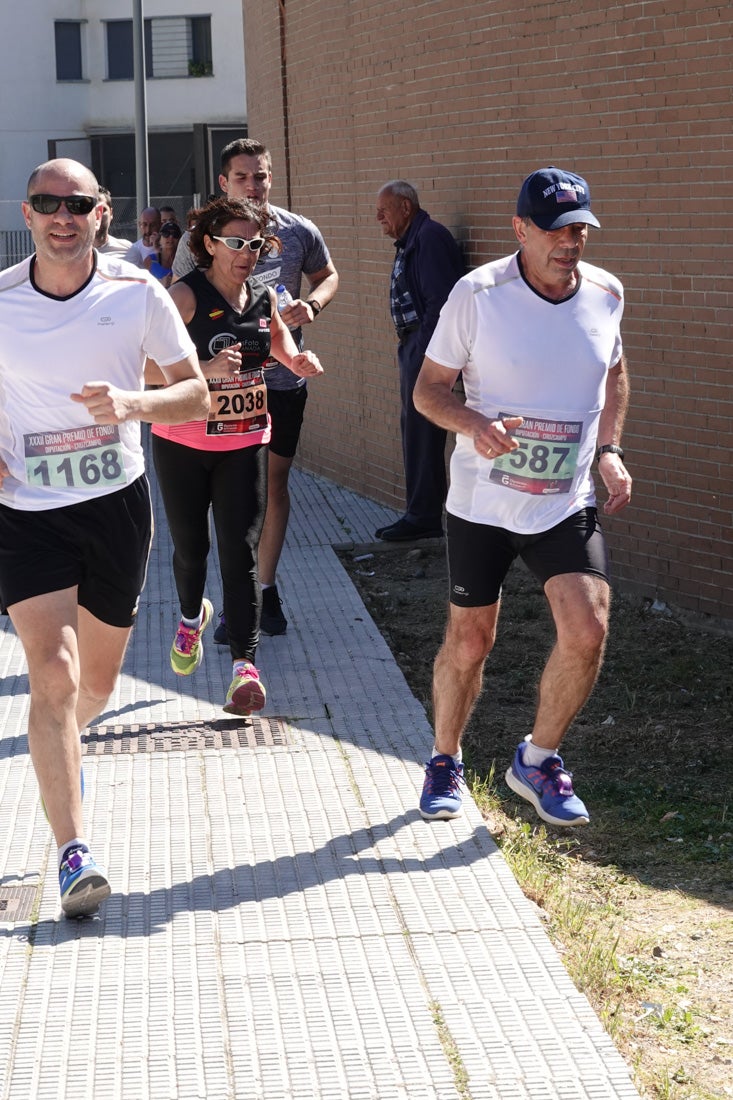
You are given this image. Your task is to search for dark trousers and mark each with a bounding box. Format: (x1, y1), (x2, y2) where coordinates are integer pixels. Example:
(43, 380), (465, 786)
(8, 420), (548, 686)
(398, 331), (447, 526)
(152, 436), (267, 663)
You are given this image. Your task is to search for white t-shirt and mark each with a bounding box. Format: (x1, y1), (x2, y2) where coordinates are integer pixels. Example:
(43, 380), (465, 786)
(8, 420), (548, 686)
(97, 234), (132, 259)
(426, 252), (624, 534)
(0, 253), (196, 511)
(124, 239), (158, 267)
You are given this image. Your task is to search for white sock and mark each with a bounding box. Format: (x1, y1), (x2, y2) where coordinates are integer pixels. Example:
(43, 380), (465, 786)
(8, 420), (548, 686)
(521, 738), (557, 767)
(182, 605), (204, 629)
(58, 838), (87, 869)
(433, 746), (462, 767)
(261, 583), (274, 591)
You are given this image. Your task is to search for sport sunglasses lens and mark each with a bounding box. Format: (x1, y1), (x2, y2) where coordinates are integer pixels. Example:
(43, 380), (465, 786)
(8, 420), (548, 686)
(30, 194), (97, 215)
(213, 235), (265, 252)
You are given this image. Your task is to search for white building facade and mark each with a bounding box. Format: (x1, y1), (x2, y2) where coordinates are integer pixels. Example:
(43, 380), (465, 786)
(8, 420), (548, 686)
(1, 0), (248, 260)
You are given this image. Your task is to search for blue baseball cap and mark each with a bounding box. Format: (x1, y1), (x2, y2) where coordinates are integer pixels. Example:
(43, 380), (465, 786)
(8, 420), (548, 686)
(516, 167), (601, 230)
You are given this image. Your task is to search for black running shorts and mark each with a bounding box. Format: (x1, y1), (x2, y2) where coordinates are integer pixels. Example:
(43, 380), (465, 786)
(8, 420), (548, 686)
(267, 385), (308, 459)
(0, 475), (153, 627)
(447, 507), (610, 608)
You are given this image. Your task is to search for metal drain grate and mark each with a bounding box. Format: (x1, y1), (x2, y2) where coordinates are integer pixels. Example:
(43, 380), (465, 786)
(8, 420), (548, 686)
(0, 884), (37, 922)
(83, 717), (293, 754)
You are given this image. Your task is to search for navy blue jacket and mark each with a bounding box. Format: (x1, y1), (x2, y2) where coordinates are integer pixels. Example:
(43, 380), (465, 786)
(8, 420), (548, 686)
(396, 208), (465, 363)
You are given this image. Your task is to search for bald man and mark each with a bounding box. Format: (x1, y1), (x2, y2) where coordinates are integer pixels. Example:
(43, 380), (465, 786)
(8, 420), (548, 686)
(125, 205), (162, 267)
(0, 159), (208, 917)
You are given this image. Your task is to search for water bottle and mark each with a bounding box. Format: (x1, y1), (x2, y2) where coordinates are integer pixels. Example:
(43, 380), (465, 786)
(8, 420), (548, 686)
(276, 284), (297, 330)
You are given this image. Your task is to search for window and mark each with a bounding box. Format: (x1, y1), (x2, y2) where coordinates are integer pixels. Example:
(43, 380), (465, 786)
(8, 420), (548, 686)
(55, 21), (84, 81)
(106, 20), (153, 80)
(105, 16), (212, 80)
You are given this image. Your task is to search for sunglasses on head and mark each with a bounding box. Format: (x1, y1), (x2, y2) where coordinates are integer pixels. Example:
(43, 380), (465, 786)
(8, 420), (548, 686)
(211, 234), (265, 253)
(29, 194), (98, 216)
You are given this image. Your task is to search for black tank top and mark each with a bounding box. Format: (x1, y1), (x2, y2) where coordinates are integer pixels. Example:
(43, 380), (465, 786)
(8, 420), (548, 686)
(181, 267), (272, 369)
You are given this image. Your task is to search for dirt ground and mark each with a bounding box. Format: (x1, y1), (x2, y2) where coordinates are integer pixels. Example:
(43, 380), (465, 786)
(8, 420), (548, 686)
(337, 539), (733, 1100)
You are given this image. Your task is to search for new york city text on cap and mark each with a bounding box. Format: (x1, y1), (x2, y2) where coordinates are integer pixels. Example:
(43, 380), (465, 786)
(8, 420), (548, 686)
(516, 166), (601, 231)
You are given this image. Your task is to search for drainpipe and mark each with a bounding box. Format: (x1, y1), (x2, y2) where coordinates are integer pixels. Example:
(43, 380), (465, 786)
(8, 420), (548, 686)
(278, 0), (292, 209)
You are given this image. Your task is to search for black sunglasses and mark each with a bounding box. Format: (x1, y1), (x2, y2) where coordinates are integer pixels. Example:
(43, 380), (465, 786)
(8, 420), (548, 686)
(29, 194), (98, 216)
(211, 234), (265, 253)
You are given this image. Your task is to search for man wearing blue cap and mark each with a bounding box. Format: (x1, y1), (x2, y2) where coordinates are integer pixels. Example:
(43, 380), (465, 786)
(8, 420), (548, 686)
(412, 166), (632, 828)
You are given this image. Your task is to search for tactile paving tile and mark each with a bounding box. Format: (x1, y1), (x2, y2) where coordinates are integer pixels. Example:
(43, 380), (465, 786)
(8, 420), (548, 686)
(0, 460), (641, 1100)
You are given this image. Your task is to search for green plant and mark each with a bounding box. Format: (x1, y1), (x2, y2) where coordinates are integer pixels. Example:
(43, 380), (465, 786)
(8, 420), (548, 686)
(187, 59), (212, 77)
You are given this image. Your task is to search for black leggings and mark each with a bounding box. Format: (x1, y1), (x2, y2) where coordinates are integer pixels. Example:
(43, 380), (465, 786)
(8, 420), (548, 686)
(152, 435), (267, 662)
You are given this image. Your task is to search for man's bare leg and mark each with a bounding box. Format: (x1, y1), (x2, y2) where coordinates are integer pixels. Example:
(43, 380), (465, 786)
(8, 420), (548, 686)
(258, 451), (294, 588)
(530, 572), (610, 749)
(505, 572), (610, 826)
(420, 601), (499, 819)
(432, 602), (501, 756)
(10, 590), (132, 913)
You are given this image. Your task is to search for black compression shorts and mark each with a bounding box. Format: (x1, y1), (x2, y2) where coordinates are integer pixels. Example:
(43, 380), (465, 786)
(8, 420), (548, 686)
(447, 507), (610, 607)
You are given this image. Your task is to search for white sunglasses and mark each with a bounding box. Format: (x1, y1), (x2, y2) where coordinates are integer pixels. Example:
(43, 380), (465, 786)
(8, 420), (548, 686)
(211, 234), (265, 253)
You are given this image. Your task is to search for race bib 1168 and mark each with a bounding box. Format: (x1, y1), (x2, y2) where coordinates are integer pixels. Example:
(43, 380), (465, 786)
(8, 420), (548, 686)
(24, 424), (127, 490)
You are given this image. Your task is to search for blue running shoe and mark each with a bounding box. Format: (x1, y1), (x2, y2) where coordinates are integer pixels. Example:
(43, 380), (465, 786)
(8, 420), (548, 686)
(505, 741), (589, 826)
(419, 754), (464, 819)
(59, 846), (111, 919)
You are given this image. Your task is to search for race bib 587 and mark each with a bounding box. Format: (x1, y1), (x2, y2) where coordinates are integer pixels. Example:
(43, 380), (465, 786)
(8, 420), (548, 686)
(490, 414), (583, 496)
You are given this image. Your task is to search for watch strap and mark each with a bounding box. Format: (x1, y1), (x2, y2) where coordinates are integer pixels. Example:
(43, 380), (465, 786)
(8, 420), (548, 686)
(595, 443), (625, 462)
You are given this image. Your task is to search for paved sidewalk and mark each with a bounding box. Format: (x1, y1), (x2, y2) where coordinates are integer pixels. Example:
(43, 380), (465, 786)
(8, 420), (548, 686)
(0, 459), (641, 1100)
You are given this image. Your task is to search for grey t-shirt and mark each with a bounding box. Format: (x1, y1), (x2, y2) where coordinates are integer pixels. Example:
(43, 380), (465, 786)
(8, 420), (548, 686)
(171, 205), (331, 390)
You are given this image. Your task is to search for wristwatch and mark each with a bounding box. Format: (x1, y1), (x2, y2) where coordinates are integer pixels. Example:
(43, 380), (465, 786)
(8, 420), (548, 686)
(595, 444), (625, 462)
(307, 299), (322, 317)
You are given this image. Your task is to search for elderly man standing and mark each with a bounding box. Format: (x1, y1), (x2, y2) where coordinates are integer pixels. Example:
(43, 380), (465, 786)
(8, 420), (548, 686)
(375, 180), (464, 542)
(413, 166), (632, 827)
(0, 158), (208, 918)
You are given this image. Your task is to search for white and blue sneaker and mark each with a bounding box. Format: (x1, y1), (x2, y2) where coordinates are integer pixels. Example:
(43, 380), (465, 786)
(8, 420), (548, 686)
(59, 846), (111, 919)
(505, 741), (589, 826)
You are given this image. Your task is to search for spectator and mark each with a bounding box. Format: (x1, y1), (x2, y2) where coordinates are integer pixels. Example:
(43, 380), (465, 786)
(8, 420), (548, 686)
(145, 221), (182, 287)
(374, 180), (465, 542)
(125, 206), (161, 268)
(94, 186), (130, 257)
(159, 204), (179, 227)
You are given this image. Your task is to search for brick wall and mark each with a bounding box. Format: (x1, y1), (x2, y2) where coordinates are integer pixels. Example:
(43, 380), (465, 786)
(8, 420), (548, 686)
(243, 0), (733, 625)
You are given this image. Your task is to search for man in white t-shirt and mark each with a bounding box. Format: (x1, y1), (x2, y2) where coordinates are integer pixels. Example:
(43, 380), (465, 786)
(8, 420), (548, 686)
(0, 158), (208, 918)
(94, 186), (130, 257)
(124, 205), (162, 267)
(412, 166), (632, 828)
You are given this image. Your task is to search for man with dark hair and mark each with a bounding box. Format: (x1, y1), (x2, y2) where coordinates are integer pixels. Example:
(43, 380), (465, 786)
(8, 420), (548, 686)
(94, 186), (130, 257)
(413, 166), (632, 827)
(173, 137), (338, 637)
(0, 158), (208, 918)
(375, 180), (464, 541)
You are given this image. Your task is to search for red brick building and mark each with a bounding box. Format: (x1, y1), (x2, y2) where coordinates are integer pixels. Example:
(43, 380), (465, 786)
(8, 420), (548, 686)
(242, 0), (733, 625)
